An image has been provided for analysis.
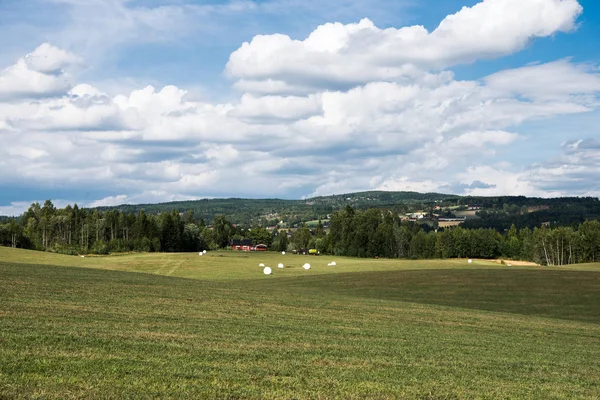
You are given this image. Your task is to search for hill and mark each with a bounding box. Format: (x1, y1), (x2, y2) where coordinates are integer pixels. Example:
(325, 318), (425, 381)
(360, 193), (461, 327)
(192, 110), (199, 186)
(3, 191), (599, 229)
(93, 190), (600, 228)
(2, 192), (600, 264)
(2, 247), (600, 398)
(94, 191), (461, 226)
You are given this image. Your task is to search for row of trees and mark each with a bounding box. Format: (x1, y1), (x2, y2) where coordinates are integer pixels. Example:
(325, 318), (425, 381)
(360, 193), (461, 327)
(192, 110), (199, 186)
(324, 206), (600, 265)
(0, 201), (208, 254)
(2, 202), (600, 265)
(0, 200), (290, 255)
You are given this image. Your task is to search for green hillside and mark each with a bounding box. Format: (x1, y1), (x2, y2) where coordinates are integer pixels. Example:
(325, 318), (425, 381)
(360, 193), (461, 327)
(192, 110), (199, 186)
(91, 191), (600, 229)
(2, 247), (600, 398)
(94, 191), (462, 225)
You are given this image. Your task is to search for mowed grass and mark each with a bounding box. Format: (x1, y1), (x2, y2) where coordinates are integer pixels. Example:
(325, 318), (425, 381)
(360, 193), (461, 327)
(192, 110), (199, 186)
(1, 248), (600, 399)
(0, 247), (545, 281)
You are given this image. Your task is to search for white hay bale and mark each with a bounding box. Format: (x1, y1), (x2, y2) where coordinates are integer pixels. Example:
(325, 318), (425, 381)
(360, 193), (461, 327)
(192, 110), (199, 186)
(259, 263), (265, 267)
(468, 259), (473, 264)
(303, 263), (311, 270)
(278, 263), (284, 269)
(281, 251), (286, 255)
(330, 261), (336, 266)
(263, 267), (272, 275)
(203, 250), (207, 254)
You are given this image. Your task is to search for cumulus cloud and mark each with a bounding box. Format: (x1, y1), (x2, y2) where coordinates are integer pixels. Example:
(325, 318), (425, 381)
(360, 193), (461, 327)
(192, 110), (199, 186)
(456, 165), (546, 197)
(2, 0), (600, 215)
(525, 138), (600, 195)
(452, 136), (600, 198)
(227, 0), (582, 93)
(230, 93), (323, 122)
(24, 43), (83, 74)
(0, 43), (81, 101)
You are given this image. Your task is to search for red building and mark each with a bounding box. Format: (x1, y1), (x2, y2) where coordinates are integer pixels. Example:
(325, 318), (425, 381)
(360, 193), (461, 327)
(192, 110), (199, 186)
(231, 239), (252, 251)
(231, 239), (268, 251)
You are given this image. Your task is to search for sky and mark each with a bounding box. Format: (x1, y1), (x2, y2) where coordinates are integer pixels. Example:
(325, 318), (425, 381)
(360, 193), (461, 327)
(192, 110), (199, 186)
(1, 0), (600, 215)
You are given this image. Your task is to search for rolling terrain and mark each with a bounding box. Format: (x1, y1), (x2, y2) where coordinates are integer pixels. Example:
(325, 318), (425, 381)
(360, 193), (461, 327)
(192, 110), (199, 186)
(1, 248), (600, 398)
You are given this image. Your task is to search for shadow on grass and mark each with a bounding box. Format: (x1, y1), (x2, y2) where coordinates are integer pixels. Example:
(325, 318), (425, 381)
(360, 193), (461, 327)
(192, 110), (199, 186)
(4, 262), (600, 324)
(253, 269), (600, 324)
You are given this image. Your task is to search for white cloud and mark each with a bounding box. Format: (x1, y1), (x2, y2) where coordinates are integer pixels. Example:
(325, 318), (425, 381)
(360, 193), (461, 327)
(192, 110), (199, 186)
(446, 130), (521, 148)
(377, 177), (449, 194)
(0, 199), (78, 217)
(233, 79), (320, 96)
(0, 43), (81, 101)
(227, 0), (582, 93)
(7, 146), (49, 160)
(0, 202), (38, 217)
(525, 138), (600, 196)
(24, 43), (83, 74)
(230, 93), (323, 122)
(453, 137), (600, 197)
(457, 165), (546, 197)
(87, 191), (197, 208)
(485, 59), (600, 101)
(2, 0), (600, 210)
(86, 194), (128, 208)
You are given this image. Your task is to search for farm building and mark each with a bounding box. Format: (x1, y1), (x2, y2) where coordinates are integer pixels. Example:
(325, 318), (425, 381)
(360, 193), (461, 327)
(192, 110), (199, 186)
(255, 244), (268, 251)
(231, 239), (253, 251)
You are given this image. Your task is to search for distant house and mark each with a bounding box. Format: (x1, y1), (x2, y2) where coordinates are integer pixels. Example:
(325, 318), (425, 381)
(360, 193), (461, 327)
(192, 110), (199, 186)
(405, 212), (427, 220)
(231, 239), (253, 251)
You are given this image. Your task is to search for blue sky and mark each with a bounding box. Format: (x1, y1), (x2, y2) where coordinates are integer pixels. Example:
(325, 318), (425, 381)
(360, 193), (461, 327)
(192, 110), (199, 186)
(0, 0), (599, 215)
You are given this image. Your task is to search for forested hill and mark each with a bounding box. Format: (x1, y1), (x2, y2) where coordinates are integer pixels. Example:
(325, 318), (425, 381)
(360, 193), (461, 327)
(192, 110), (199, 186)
(95, 191), (462, 226)
(92, 191), (600, 228)
(2, 192), (600, 263)
(2, 191), (599, 230)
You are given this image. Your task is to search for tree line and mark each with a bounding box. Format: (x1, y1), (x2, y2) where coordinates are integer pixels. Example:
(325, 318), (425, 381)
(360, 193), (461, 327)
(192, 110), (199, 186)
(91, 193), (600, 228)
(1, 201), (600, 265)
(322, 206), (600, 265)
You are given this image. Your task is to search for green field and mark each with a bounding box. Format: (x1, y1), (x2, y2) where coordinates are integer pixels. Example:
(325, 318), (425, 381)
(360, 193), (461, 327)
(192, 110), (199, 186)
(1, 248), (600, 399)
(304, 219), (330, 228)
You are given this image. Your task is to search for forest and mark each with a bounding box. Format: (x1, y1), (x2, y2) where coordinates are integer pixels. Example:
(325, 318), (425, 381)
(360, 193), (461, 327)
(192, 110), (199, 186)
(325, 206), (600, 265)
(1, 199), (600, 266)
(91, 191), (462, 227)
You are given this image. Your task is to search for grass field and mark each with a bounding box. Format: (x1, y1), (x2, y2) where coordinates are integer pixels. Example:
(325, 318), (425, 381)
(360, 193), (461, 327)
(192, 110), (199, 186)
(452, 210), (480, 219)
(1, 247), (600, 399)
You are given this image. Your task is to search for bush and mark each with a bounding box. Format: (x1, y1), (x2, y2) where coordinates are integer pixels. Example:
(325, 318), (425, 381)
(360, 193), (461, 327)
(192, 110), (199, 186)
(91, 240), (109, 255)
